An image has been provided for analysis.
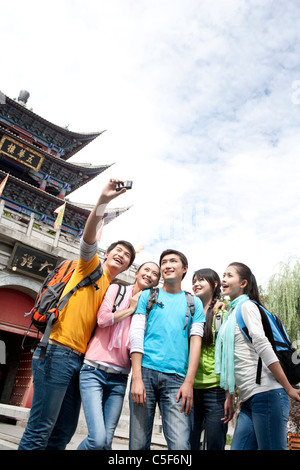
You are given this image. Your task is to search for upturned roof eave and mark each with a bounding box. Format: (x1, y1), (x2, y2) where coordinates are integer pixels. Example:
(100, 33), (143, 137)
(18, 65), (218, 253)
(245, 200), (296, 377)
(5, 95), (101, 140)
(0, 125), (112, 175)
(1, 92), (103, 160)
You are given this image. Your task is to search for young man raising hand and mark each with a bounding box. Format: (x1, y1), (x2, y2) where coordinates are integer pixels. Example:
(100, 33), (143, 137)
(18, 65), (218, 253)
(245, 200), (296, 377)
(19, 179), (136, 450)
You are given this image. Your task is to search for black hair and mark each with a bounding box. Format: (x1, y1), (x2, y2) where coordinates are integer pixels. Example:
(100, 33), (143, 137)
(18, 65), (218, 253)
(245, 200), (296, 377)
(106, 240), (136, 266)
(228, 262), (263, 305)
(193, 268), (221, 348)
(159, 249), (188, 279)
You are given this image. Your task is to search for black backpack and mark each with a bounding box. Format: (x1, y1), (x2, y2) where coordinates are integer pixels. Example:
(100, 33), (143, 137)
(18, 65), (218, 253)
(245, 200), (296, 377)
(213, 310), (226, 344)
(145, 287), (195, 329)
(112, 284), (127, 313)
(110, 285), (196, 330)
(236, 300), (300, 386)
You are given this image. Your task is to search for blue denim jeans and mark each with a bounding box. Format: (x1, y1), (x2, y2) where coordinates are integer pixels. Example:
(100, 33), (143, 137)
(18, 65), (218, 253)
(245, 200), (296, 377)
(190, 386), (227, 450)
(77, 363), (128, 450)
(129, 367), (191, 450)
(231, 388), (290, 450)
(18, 344), (83, 450)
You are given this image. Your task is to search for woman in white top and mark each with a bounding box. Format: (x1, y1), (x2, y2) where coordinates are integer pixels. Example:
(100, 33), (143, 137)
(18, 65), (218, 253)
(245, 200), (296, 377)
(215, 262), (300, 450)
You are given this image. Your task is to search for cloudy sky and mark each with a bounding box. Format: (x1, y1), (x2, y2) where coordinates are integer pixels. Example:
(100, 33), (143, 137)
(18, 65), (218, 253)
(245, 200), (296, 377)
(1, 0), (300, 290)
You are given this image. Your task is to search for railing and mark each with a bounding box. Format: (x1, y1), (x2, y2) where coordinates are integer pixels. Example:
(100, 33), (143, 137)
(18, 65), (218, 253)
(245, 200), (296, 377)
(0, 196), (83, 240)
(0, 198), (86, 251)
(0, 198), (140, 280)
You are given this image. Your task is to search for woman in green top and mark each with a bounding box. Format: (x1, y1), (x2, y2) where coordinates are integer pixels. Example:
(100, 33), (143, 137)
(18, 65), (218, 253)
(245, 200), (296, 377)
(189, 268), (230, 450)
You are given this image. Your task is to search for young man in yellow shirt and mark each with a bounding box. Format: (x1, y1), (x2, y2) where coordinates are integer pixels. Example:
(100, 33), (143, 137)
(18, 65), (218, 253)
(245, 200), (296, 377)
(19, 179), (136, 450)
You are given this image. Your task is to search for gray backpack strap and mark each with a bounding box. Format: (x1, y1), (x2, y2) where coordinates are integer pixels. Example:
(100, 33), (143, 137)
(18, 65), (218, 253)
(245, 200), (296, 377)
(57, 262), (103, 312)
(183, 292), (195, 330)
(214, 311), (223, 332)
(39, 312), (57, 361)
(213, 311), (224, 343)
(145, 288), (160, 321)
(112, 284), (127, 312)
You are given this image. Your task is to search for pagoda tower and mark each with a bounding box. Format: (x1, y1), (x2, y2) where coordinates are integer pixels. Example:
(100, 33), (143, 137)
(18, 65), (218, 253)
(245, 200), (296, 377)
(0, 90), (135, 412)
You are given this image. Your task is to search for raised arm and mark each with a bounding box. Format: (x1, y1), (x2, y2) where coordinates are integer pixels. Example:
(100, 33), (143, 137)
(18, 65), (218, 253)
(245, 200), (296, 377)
(83, 178), (127, 245)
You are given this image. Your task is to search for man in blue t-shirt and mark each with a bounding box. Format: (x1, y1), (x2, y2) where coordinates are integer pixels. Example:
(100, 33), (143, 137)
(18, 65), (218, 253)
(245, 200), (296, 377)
(129, 249), (205, 450)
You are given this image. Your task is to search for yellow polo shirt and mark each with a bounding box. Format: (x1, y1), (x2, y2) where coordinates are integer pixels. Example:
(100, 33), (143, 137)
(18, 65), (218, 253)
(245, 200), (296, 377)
(50, 254), (111, 354)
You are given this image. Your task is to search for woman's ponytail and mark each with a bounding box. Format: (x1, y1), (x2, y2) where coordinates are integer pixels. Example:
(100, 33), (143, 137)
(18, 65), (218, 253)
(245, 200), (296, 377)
(192, 268), (221, 348)
(228, 262), (263, 306)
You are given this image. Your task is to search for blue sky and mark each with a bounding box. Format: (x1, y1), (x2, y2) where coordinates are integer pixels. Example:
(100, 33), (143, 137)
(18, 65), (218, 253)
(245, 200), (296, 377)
(1, 0), (300, 290)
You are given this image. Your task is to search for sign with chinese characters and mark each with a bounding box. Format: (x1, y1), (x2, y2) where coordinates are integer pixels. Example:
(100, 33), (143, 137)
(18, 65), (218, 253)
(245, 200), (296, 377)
(8, 243), (58, 280)
(0, 136), (44, 171)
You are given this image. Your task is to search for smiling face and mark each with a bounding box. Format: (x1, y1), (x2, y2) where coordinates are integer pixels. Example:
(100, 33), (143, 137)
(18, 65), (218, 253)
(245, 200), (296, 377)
(160, 253), (188, 283)
(135, 262), (160, 290)
(105, 243), (132, 275)
(192, 276), (213, 299)
(221, 265), (248, 300)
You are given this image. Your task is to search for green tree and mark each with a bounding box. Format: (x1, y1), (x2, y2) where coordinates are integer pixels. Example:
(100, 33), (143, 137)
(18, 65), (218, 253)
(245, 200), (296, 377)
(265, 258), (300, 344)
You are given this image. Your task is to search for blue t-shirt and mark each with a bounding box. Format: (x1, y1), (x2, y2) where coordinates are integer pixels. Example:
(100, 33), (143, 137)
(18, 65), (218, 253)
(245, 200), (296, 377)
(135, 288), (205, 377)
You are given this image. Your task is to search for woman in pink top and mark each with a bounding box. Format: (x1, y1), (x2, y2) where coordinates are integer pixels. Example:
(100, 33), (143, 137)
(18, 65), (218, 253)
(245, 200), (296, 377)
(77, 261), (160, 450)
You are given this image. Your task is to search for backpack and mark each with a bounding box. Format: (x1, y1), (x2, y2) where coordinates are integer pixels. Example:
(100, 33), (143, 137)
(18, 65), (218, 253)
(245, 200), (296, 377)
(24, 259), (103, 361)
(236, 300), (300, 386)
(213, 309), (225, 344)
(112, 284), (127, 313)
(109, 286), (196, 329)
(145, 287), (195, 330)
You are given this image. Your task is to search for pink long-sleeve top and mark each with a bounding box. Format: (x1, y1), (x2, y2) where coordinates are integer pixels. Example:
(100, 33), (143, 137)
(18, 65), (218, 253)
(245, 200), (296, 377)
(84, 283), (134, 373)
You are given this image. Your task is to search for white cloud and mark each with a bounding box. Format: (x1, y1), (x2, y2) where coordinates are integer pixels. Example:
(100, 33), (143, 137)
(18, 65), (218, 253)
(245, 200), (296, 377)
(1, 0), (300, 291)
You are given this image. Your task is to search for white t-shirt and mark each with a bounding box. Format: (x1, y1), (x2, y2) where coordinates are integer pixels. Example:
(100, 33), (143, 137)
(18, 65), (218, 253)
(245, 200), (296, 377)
(234, 300), (282, 402)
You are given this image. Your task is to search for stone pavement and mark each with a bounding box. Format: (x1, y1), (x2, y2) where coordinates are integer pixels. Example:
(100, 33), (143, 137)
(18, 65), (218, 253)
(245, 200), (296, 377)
(0, 386), (233, 451)
(0, 396), (168, 450)
(0, 420), (167, 450)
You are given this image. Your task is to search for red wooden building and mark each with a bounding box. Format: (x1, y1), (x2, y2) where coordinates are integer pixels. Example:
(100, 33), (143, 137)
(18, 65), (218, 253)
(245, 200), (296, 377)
(0, 90), (132, 412)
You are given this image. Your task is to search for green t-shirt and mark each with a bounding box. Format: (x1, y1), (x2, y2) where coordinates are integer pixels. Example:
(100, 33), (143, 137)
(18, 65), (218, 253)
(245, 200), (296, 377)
(193, 310), (227, 389)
